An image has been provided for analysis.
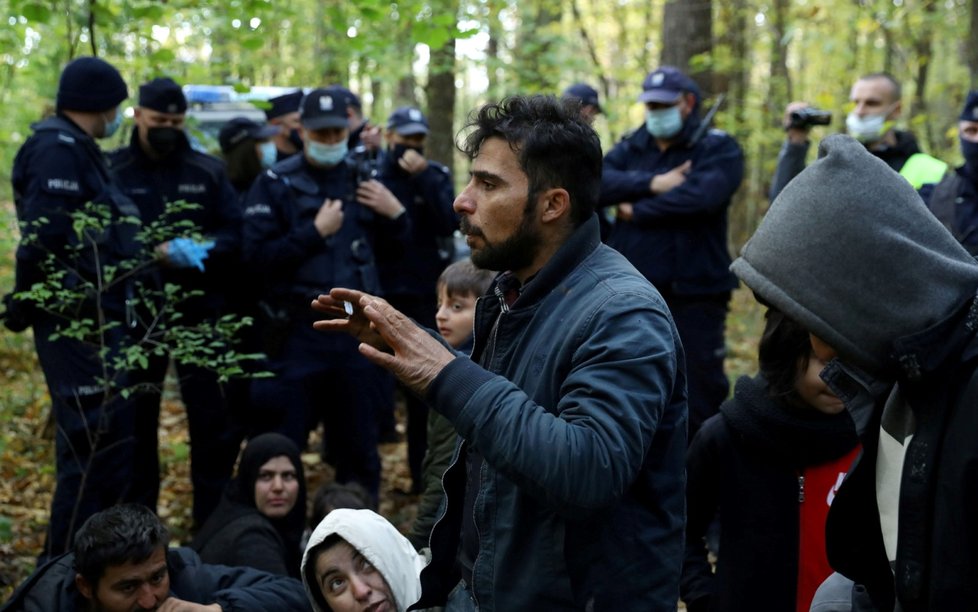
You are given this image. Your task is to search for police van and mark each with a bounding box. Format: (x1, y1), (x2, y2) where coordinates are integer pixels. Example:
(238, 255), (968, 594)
(183, 85), (299, 152)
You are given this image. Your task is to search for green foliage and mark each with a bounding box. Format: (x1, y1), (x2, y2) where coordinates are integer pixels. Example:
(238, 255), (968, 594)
(13, 199), (263, 390)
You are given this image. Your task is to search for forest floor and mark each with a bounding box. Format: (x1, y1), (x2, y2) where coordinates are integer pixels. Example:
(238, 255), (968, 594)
(0, 277), (764, 603)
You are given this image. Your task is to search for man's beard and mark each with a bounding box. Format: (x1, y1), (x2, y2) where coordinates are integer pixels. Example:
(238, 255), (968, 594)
(461, 197), (540, 273)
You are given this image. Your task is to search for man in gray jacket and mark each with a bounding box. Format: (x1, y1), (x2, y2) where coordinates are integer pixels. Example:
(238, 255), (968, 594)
(314, 95), (687, 610)
(733, 134), (978, 610)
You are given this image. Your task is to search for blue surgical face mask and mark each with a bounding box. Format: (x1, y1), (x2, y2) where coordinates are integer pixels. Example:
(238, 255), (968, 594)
(101, 110), (122, 139)
(845, 109), (891, 143)
(645, 106), (684, 139)
(258, 141), (278, 168)
(306, 139), (348, 167)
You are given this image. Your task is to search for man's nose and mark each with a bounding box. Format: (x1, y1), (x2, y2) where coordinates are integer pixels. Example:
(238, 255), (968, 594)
(454, 184), (475, 214)
(136, 584), (160, 610)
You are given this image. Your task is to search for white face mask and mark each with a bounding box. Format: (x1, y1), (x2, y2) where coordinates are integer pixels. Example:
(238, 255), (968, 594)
(845, 106), (893, 143)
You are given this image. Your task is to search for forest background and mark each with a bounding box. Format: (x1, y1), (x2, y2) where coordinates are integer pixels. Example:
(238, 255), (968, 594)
(0, 0), (976, 599)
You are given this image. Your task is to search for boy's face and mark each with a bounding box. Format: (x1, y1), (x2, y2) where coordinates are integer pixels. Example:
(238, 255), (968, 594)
(435, 285), (478, 349)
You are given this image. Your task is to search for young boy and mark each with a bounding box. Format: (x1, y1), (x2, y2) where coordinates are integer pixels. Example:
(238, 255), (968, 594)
(407, 259), (494, 549)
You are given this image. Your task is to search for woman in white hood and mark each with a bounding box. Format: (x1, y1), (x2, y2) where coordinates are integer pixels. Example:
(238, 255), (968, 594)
(302, 508), (427, 612)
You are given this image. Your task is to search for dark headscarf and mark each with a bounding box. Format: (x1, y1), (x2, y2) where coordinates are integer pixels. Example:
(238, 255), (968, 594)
(197, 432), (307, 575)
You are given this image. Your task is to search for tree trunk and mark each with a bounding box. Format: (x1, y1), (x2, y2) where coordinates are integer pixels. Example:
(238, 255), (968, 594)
(768, 0), (792, 107)
(911, 0), (937, 151)
(661, 0), (714, 94)
(970, 0), (978, 88)
(425, 36), (457, 170)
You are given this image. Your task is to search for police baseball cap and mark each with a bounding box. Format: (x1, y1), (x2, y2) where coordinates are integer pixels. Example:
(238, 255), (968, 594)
(562, 83), (602, 112)
(960, 90), (978, 122)
(218, 117), (280, 153)
(299, 88), (349, 130)
(327, 85), (362, 110)
(265, 90), (303, 120)
(138, 77), (187, 114)
(387, 106), (429, 135)
(638, 66), (693, 104)
(56, 56), (128, 112)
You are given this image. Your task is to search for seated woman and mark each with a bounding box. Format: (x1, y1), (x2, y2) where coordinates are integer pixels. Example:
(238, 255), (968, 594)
(192, 432), (307, 577)
(302, 508), (426, 612)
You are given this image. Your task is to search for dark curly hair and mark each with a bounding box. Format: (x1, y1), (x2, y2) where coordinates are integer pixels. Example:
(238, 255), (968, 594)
(458, 95), (602, 227)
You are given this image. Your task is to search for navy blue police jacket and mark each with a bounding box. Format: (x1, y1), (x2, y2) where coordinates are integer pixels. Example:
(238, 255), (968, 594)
(373, 150), (458, 298)
(242, 153), (411, 304)
(11, 115), (141, 322)
(108, 130), (242, 316)
(600, 116), (743, 297)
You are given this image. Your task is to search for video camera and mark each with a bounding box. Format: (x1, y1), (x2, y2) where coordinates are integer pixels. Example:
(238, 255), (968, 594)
(351, 144), (379, 185)
(787, 107), (832, 130)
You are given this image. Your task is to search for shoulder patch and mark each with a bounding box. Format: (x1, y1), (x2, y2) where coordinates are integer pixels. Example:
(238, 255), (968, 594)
(57, 133), (77, 145)
(244, 203), (273, 216)
(44, 177), (81, 193)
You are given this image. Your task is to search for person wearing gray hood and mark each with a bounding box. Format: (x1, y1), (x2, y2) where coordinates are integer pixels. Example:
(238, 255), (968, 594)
(731, 133), (978, 611)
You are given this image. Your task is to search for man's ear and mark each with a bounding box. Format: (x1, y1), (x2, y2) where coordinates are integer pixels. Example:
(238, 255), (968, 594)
(889, 99), (902, 120)
(538, 188), (570, 224)
(75, 573), (94, 600)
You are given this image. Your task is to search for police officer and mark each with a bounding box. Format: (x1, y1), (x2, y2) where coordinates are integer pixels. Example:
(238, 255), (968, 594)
(561, 82), (603, 124)
(771, 72), (947, 201)
(6, 56), (141, 560)
(108, 77), (243, 527)
(374, 106), (457, 491)
(218, 116), (280, 199)
(327, 85), (383, 152)
(265, 89), (304, 162)
(929, 91), (978, 253)
(600, 65), (744, 441)
(243, 87), (410, 501)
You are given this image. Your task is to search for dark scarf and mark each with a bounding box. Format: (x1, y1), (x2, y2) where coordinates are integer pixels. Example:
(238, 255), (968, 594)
(721, 374), (858, 466)
(194, 432), (307, 576)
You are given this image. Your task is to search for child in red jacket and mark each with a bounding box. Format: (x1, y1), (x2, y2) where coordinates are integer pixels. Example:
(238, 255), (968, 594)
(681, 309), (860, 612)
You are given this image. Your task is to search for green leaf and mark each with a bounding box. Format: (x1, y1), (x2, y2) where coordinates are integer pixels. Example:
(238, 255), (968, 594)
(20, 3), (52, 23)
(241, 36), (266, 50)
(151, 48), (177, 64)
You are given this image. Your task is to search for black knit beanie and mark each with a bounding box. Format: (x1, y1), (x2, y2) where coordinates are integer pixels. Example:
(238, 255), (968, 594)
(56, 56), (128, 112)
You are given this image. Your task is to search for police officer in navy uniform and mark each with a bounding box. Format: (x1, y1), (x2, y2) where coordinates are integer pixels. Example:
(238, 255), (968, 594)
(243, 88), (410, 501)
(327, 85), (383, 152)
(108, 77), (243, 527)
(600, 66), (744, 442)
(374, 106), (457, 491)
(561, 82), (603, 124)
(265, 89), (304, 162)
(6, 56), (142, 560)
(929, 91), (978, 253)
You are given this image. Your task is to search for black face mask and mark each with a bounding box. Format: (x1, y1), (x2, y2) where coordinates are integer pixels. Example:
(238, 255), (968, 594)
(288, 128), (304, 151)
(147, 127), (183, 157)
(962, 137), (978, 177)
(390, 144), (424, 168)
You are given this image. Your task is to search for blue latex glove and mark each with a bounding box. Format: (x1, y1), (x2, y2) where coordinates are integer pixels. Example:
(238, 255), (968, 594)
(167, 238), (216, 271)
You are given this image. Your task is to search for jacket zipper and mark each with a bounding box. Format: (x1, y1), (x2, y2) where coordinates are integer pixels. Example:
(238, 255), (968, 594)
(469, 286), (510, 608)
(797, 474), (806, 503)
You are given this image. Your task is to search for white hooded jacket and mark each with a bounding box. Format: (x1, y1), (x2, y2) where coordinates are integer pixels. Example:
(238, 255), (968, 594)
(301, 509), (426, 612)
